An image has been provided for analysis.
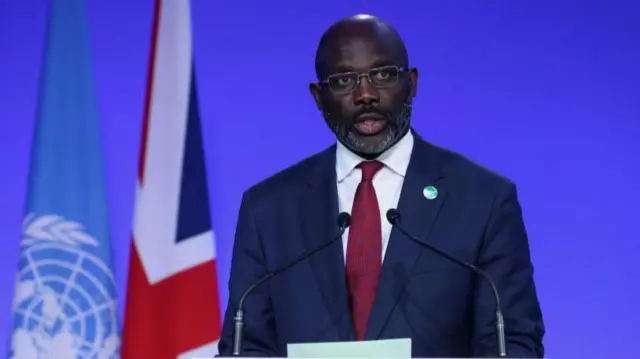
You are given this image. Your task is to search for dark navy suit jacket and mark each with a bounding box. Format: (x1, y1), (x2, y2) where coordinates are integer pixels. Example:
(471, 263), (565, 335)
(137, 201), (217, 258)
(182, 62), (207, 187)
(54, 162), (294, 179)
(218, 133), (545, 357)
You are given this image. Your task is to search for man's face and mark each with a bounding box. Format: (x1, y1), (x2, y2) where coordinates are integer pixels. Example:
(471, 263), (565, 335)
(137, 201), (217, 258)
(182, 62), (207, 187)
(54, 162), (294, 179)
(311, 35), (417, 157)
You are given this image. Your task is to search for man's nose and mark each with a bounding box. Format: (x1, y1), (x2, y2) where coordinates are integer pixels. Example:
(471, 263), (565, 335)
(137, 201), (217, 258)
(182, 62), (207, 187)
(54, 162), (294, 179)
(353, 75), (380, 105)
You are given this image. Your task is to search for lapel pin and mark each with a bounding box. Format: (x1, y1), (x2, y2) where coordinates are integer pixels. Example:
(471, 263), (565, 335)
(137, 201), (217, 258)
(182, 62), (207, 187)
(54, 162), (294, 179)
(423, 185), (438, 200)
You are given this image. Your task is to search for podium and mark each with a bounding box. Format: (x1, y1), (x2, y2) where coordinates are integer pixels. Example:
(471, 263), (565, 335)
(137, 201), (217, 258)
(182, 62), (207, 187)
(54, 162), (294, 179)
(286, 338), (411, 357)
(199, 338), (537, 358)
(205, 338), (412, 358)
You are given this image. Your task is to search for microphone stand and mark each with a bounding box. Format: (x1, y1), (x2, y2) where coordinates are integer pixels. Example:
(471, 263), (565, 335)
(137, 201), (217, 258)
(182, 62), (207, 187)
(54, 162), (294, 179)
(386, 209), (507, 358)
(232, 213), (351, 356)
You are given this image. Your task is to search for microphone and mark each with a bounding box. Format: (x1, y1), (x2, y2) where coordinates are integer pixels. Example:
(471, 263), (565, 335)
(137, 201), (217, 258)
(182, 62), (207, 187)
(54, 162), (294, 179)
(232, 212), (352, 356)
(386, 209), (508, 358)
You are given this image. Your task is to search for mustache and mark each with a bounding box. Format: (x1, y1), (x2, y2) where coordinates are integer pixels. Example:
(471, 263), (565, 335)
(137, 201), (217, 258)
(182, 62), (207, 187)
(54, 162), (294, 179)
(351, 107), (388, 122)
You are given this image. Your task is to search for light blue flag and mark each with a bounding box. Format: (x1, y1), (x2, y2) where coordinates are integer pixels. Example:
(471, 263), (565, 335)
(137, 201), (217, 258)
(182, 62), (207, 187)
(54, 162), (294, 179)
(8, 1), (121, 358)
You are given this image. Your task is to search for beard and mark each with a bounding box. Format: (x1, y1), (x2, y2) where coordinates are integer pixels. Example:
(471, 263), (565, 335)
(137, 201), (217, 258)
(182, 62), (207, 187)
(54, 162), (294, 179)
(322, 94), (413, 158)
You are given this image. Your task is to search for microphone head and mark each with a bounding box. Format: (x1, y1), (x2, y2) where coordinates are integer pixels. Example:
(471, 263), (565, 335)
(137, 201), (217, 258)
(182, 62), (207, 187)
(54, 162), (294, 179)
(386, 209), (400, 224)
(337, 212), (351, 229)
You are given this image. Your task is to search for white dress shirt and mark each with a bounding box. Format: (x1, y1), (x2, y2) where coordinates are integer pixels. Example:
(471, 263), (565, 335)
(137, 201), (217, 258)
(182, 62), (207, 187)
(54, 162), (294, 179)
(336, 130), (414, 263)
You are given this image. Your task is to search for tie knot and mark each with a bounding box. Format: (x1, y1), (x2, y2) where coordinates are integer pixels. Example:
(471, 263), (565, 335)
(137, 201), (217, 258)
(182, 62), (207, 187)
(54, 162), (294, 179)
(358, 161), (384, 182)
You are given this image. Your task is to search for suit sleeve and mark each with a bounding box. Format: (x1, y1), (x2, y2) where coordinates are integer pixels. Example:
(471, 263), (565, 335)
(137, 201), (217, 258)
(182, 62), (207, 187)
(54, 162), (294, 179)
(217, 191), (279, 357)
(471, 183), (545, 358)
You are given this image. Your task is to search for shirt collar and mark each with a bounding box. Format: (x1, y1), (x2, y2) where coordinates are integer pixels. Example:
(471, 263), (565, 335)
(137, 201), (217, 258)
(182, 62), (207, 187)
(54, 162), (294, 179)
(336, 130), (414, 182)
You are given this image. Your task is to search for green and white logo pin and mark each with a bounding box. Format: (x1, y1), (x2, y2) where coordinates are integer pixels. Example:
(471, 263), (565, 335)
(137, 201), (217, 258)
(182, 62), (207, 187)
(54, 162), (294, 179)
(423, 185), (438, 200)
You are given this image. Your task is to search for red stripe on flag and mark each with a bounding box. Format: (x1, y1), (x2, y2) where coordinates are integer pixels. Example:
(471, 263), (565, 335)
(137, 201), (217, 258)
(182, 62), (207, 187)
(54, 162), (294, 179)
(137, 0), (161, 184)
(122, 240), (221, 358)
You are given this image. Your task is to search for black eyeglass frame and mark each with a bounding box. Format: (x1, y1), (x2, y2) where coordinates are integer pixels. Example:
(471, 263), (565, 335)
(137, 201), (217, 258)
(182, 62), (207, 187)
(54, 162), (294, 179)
(318, 65), (413, 94)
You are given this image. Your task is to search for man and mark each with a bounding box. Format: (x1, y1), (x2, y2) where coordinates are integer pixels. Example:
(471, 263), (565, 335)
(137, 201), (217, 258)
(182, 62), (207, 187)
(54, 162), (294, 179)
(218, 14), (545, 358)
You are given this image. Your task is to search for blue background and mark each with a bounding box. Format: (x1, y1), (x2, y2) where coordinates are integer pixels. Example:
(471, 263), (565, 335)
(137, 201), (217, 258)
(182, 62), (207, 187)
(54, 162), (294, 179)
(1, 0), (638, 358)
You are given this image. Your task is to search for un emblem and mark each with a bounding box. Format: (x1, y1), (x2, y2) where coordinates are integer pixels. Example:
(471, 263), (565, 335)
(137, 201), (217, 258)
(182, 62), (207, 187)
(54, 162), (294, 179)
(10, 214), (120, 359)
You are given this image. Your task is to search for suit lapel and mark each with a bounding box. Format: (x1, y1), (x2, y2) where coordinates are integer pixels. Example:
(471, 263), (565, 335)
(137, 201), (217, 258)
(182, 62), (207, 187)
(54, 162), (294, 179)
(297, 145), (355, 341)
(365, 134), (451, 340)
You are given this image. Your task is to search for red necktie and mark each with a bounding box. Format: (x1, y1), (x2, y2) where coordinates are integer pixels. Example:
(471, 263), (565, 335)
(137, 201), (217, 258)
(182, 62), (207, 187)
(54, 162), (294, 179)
(345, 160), (384, 340)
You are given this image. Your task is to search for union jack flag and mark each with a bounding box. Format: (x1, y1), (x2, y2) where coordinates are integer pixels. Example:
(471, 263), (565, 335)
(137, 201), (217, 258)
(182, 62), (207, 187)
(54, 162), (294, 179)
(121, 0), (222, 358)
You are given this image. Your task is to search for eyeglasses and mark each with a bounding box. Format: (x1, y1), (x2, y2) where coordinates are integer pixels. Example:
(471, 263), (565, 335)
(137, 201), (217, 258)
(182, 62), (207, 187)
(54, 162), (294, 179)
(320, 65), (409, 95)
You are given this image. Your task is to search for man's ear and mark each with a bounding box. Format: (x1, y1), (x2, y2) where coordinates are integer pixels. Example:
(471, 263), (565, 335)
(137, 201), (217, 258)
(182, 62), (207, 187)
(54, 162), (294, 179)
(409, 67), (418, 97)
(309, 82), (323, 110)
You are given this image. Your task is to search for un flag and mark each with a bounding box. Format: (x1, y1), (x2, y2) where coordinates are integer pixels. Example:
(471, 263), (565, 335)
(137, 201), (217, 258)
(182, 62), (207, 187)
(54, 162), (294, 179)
(8, 1), (121, 358)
